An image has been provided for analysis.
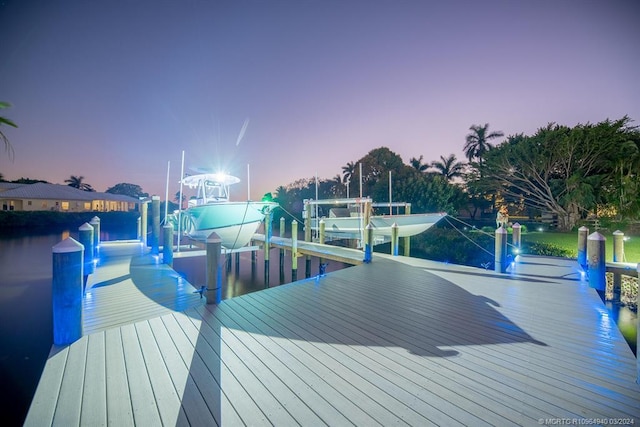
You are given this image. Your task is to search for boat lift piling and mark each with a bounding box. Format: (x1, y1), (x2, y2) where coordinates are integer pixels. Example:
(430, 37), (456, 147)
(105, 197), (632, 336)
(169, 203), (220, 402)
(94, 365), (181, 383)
(151, 195), (161, 255)
(163, 224), (174, 267)
(291, 220), (299, 281)
(140, 199), (148, 246)
(577, 226), (589, 269)
(52, 238), (84, 345)
(403, 204), (411, 256)
(279, 217), (286, 278)
(612, 230), (625, 299)
(587, 232), (606, 292)
(90, 216), (100, 258)
(264, 209), (271, 287)
(78, 223), (95, 288)
(304, 201), (312, 278)
(206, 233), (223, 305)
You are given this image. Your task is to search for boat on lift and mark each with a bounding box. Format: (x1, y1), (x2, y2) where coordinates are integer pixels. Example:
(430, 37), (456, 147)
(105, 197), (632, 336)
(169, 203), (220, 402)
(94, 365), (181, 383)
(304, 197), (445, 246)
(174, 173), (277, 249)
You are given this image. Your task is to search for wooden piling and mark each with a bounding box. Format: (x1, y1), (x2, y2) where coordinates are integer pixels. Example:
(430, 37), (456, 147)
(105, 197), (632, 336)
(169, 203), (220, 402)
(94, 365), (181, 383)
(151, 195), (161, 255)
(587, 232), (606, 292)
(140, 201), (148, 246)
(279, 216), (286, 272)
(511, 222), (521, 252)
(363, 223), (373, 263)
(52, 238), (84, 345)
(206, 233), (222, 305)
(89, 216), (100, 258)
(403, 203), (411, 256)
(494, 226), (507, 273)
(613, 230), (624, 299)
(78, 222), (95, 283)
(162, 224), (173, 266)
(304, 201), (312, 278)
(577, 226), (589, 268)
(264, 209), (271, 287)
(391, 222), (399, 256)
(319, 219), (326, 270)
(291, 220), (299, 281)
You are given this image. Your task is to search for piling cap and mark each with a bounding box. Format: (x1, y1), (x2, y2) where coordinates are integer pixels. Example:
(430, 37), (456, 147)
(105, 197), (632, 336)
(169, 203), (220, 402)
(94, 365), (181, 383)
(495, 226), (507, 235)
(206, 231), (222, 243)
(578, 226), (589, 232)
(613, 230), (623, 235)
(587, 231), (606, 241)
(91, 216), (100, 223)
(52, 237), (84, 253)
(512, 222), (521, 228)
(152, 195), (160, 200)
(79, 222), (94, 231)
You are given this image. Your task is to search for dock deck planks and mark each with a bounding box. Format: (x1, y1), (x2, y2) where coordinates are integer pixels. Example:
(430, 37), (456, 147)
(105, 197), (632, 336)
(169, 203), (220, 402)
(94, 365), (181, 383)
(25, 248), (640, 426)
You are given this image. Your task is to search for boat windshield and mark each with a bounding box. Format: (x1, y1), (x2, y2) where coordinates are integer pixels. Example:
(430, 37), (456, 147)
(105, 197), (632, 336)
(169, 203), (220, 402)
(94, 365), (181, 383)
(198, 180), (228, 202)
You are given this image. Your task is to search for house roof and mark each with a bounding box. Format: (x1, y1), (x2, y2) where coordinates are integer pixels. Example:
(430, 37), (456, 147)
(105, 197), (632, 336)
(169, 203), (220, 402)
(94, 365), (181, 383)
(0, 182), (139, 203)
(0, 182), (28, 192)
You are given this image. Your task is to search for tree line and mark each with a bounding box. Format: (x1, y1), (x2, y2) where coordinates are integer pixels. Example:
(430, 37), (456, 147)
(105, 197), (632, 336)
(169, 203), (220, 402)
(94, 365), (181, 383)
(273, 117), (640, 232)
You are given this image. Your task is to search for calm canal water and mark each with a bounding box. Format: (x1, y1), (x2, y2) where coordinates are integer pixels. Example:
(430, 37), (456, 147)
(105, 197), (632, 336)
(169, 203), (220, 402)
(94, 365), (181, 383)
(1, 228), (637, 425)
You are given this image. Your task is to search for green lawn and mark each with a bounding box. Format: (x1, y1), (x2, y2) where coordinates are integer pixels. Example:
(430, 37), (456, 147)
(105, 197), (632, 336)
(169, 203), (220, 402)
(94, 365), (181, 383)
(522, 230), (640, 263)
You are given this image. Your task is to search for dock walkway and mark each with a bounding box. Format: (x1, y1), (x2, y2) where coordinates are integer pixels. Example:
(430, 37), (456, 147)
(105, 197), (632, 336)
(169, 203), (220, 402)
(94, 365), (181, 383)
(25, 248), (640, 426)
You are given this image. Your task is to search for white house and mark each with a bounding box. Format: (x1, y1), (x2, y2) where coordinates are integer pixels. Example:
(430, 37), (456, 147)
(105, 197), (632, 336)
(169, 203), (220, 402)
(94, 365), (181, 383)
(0, 182), (139, 212)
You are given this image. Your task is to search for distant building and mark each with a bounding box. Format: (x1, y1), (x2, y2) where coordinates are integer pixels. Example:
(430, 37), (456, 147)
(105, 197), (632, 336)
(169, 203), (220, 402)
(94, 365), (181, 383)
(0, 182), (139, 212)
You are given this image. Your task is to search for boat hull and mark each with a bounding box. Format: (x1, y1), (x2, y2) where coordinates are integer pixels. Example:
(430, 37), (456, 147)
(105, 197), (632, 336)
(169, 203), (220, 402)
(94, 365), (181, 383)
(313, 212), (446, 243)
(183, 201), (277, 249)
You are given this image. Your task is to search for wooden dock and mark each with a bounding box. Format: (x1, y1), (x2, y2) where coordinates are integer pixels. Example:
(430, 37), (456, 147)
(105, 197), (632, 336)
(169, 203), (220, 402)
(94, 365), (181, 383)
(25, 245), (640, 425)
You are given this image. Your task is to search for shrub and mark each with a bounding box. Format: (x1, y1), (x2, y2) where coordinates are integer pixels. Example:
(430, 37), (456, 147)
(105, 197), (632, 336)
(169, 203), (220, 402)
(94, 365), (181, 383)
(521, 241), (574, 257)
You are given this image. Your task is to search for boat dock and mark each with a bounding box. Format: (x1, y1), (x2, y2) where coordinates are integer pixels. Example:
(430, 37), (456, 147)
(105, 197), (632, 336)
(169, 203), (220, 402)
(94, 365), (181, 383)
(24, 242), (640, 425)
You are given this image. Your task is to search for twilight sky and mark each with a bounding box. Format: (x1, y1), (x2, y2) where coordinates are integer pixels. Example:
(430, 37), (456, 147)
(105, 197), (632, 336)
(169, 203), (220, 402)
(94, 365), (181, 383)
(0, 0), (638, 200)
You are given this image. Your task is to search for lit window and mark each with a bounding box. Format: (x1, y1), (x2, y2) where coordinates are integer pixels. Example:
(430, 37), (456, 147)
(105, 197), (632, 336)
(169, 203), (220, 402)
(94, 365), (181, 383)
(84, 202), (91, 210)
(61, 201), (69, 210)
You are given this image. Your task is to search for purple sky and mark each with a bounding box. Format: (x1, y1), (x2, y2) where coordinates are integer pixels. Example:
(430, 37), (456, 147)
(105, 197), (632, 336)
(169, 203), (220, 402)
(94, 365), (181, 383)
(1, 0), (638, 200)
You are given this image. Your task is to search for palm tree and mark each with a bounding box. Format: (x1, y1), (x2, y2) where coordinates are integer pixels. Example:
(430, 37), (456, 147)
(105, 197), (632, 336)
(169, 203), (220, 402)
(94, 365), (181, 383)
(409, 155), (429, 172)
(464, 123), (504, 171)
(65, 175), (95, 191)
(341, 161), (356, 183)
(431, 154), (465, 181)
(0, 102), (17, 160)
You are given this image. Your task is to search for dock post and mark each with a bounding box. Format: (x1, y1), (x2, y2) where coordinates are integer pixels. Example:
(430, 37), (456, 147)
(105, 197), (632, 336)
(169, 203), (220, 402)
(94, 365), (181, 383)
(511, 223), (521, 253)
(319, 219), (326, 273)
(235, 252), (240, 275)
(494, 226), (507, 273)
(78, 222), (95, 287)
(587, 232), (606, 292)
(279, 217), (286, 273)
(403, 203), (411, 256)
(391, 222), (399, 256)
(206, 232), (222, 305)
(89, 216), (100, 258)
(291, 220), (298, 281)
(577, 226), (589, 269)
(363, 223), (373, 263)
(52, 238), (84, 345)
(264, 209), (271, 287)
(162, 224), (173, 266)
(304, 200), (312, 278)
(137, 216), (141, 240)
(151, 195), (160, 254)
(140, 200), (148, 246)
(612, 230), (625, 299)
